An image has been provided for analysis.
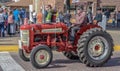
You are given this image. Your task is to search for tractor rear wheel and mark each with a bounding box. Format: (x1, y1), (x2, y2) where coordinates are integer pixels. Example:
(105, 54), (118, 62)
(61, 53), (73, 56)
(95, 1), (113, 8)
(30, 45), (53, 69)
(19, 49), (30, 61)
(63, 51), (79, 60)
(77, 28), (114, 67)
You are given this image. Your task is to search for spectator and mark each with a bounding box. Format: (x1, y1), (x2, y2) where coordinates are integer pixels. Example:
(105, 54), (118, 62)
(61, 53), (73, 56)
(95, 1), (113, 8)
(13, 8), (20, 33)
(0, 8), (5, 37)
(32, 10), (37, 23)
(63, 11), (71, 27)
(43, 5), (48, 23)
(45, 5), (53, 23)
(25, 10), (29, 19)
(87, 8), (93, 24)
(94, 8), (102, 24)
(108, 12), (116, 27)
(20, 8), (26, 25)
(100, 13), (107, 30)
(117, 11), (120, 27)
(3, 9), (8, 34)
(56, 7), (64, 22)
(37, 9), (43, 24)
(8, 11), (15, 36)
(104, 9), (110, 20)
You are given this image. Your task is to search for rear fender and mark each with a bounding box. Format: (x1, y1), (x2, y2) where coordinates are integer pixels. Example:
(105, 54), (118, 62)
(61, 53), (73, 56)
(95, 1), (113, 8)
(74, 24), (102, 45)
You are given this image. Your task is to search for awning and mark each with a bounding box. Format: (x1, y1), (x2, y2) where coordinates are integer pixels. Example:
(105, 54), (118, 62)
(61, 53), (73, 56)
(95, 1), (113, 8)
(101, 3), (116, 7)
(7, 0), (33, 7)
(102, 6), (116, 9)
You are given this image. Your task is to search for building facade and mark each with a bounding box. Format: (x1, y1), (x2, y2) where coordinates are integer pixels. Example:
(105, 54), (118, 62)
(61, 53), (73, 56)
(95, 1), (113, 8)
(33, 0), (64, 13)
(33, 0), (120, 14)
(100, 0), (120, 12)
(33, 0), (97, 15)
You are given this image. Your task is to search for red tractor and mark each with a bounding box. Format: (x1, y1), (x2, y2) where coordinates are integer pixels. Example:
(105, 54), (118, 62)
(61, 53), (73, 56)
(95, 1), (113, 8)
(19, 22), (114, 69)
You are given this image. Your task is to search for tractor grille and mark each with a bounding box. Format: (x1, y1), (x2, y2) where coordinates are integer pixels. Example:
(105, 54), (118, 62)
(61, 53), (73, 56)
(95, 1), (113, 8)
(20, 30), (29, 46)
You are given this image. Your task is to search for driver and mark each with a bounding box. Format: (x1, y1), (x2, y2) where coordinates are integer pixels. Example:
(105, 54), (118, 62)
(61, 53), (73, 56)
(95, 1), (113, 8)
(70, 7), (86, 41)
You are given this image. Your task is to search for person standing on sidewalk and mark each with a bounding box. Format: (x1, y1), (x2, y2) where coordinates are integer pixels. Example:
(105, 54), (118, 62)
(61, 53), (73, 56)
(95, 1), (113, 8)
(8, 11), (15, 36)
(94, 8), (102, 25)
(116, 11), (120, 27)
(63, 11), (71, 27)
(20, 8), (26, 25)
(13, 8), (20, 33)
(87, 8), (93, 24)
(37, 9), (43, 24)
(32, 10), (37, 23)
(3, 8), (8, 34)
(0, 8), (5, 37)
(56, 8), (64, 22)
(45, 5), (53, 23)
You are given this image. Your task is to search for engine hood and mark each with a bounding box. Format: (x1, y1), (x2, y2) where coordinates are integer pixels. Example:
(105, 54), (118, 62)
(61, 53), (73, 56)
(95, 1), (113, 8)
(20, 22), (68, 32)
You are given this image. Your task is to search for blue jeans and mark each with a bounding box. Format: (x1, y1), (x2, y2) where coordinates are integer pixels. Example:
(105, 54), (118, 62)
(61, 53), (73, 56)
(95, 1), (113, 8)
(14, 20), (20, 32)
(70, 26), (80, 41)
(0, 22), (5, 37)
(33, 18), (36, 23)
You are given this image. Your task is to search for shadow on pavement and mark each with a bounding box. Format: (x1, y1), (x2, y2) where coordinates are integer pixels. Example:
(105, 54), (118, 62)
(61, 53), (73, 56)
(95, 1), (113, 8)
(44, 59), (81, 69)
(47, 64), (66, 69)
(52, 59), (80, 64)
(104, 57), (120, 67)
(107, 27), (120, 31)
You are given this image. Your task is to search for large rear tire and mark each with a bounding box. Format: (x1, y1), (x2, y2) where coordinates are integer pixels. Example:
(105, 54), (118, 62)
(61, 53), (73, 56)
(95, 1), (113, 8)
(19, 49), (30, 61)
(77, 28), (114, 67)
(63, 51), (79, 60)
(30, 45), (53, 69)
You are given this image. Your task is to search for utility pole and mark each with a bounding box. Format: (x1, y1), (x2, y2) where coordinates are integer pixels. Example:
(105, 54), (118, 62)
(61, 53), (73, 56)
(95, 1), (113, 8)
(41, 0), (45, 23)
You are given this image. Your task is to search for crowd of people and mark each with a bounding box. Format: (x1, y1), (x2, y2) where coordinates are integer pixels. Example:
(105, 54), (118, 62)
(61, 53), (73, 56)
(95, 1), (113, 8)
(31, 5), (120, 28)
(1, 5), (120, 37)
(31, 5), (65, 24)
(0, 7), (28, 37)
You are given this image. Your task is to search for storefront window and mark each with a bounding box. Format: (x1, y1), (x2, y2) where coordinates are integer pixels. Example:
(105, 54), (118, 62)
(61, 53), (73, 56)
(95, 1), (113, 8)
(102, 6), (116, 12)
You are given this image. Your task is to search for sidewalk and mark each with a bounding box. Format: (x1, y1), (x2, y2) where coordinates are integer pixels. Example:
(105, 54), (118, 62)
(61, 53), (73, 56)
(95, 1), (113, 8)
(0, 29), (120, 52)
(107, 28), (120, 45)
(107, 28), (120, 51)
(0, 34), (19, 52)
(0, 37), (19, 45)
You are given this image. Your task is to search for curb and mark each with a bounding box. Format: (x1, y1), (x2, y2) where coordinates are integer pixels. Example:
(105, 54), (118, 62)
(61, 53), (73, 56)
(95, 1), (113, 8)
(114, 46), (120, 51)
(0, 45), (120, 52)
(0, 45), (18, 52)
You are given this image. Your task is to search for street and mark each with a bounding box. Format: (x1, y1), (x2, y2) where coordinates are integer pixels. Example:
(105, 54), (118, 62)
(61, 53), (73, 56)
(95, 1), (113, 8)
(1, 0), (120, 71)
(0, 51), (119, 71)
(0, 29), (120, 71)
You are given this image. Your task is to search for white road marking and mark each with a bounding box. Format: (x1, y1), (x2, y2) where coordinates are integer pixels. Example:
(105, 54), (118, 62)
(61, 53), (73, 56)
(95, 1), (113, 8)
(0, 52), (25, 71)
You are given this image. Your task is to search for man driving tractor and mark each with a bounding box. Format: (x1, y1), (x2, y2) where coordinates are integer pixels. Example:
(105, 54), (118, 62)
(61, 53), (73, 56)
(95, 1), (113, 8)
(70, 6), (86, 41)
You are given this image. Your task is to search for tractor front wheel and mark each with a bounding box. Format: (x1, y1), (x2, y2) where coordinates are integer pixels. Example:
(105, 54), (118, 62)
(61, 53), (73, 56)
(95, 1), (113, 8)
(30, 45), (53, 69)
(19, 49), (30, 61)
(77, 28), (114, 67)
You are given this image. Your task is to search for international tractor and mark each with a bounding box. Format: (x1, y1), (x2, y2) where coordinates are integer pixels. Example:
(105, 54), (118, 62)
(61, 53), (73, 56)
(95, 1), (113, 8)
(19, 22), (114, 69)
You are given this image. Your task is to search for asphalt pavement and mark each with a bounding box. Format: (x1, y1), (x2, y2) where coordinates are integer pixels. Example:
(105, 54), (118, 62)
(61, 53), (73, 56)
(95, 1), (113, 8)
(0, 28), (120, 71)
(0, 51), (119, 71)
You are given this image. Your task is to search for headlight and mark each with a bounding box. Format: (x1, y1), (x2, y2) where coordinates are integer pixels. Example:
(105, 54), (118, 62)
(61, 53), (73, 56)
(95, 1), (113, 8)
(20, 30), (29, 46)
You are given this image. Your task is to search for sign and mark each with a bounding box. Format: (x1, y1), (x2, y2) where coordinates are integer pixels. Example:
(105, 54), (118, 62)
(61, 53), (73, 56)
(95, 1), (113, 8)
(14, 0), (20, 2)
(72, 0), (79, 3)
(29, 5), (33, 22)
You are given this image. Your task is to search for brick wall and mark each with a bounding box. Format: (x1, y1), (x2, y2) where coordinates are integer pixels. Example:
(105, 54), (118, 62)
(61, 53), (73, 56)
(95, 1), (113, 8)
(33, 0), (120, 13)
(33, 0), (56, 13)
(100, 0), (120, 11)
(33, 0), (65, 13)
